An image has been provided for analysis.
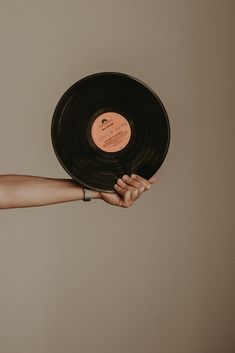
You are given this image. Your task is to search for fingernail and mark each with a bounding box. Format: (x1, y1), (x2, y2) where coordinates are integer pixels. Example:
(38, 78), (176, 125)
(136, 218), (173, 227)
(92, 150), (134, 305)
(131, 174), (136, 178)
(122, 175), (129, 180)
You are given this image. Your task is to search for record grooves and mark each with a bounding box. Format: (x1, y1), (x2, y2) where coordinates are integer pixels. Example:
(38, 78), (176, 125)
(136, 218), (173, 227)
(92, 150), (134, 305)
(51, 72), (170, 192)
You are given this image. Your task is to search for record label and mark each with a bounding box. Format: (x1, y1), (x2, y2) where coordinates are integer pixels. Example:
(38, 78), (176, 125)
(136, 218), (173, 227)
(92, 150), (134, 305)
(91, 112), (131, 152)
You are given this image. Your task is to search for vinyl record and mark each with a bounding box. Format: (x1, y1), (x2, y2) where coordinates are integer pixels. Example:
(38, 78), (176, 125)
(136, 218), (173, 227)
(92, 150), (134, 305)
(51, 72), (170, 192)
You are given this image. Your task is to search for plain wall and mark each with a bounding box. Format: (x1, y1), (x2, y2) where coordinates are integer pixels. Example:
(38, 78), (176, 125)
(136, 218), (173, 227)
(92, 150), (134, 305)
(0, 1), (234, 352)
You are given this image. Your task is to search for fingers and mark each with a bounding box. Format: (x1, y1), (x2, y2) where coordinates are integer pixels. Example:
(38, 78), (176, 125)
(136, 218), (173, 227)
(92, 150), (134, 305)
(148, 176), (157, 184)
(129, 174), (156, 189)
(113, 183), (132, 204)
(122, 175), (145, 193)
(116, 177), (139, 199)
(113, 174), (154, 208)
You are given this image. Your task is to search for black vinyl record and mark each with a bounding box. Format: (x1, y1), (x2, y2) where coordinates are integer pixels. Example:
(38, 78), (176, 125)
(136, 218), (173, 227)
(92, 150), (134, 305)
(51, 72), (170, 192)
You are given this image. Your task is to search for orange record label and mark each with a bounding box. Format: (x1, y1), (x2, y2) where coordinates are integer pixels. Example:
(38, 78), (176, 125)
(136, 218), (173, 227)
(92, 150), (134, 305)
(91, 112), (131, 152)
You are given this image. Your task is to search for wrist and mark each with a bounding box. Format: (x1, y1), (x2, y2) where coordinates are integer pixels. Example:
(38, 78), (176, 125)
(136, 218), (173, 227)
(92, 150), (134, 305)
(90, 190), (101, 200)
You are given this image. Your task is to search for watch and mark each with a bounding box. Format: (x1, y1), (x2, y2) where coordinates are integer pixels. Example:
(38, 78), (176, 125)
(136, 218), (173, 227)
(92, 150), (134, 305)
(83, 188), (93, 201)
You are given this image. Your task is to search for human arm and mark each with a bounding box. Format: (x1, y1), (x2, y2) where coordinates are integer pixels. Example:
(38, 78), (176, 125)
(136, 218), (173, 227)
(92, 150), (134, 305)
(0, 174), (156, 209)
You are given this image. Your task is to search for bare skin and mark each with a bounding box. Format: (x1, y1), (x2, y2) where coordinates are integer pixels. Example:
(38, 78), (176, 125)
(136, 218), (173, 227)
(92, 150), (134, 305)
(0, 174), (156, 209)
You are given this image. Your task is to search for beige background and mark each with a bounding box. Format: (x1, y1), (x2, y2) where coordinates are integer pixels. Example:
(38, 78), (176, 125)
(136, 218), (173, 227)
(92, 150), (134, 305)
(0, 1), (234, 352)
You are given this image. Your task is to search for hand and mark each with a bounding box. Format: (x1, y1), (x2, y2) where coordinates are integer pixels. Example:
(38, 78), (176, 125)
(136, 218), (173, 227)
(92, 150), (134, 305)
(100, 174), (157, 208)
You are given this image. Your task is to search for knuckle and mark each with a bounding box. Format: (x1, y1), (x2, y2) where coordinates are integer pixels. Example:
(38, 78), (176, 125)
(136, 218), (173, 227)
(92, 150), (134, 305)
(133, 189), (139, 197)
(122, 203), (130, 208)
(122, 199), (134, 208)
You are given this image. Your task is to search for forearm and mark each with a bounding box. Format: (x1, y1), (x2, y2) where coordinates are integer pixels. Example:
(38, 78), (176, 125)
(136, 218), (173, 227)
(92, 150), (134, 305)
(0, 175), (100, 209)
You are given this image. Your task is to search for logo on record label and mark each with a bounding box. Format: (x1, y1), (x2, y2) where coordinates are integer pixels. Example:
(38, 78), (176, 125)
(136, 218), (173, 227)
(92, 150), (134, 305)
(91, 112), (131, 152)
